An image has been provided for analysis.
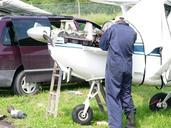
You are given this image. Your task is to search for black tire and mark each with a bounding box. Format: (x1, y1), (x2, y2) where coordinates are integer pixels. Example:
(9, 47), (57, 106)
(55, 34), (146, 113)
(12, 71), (39, 95)
(149, 93), (170, 111)
(72, 104), (93, 125)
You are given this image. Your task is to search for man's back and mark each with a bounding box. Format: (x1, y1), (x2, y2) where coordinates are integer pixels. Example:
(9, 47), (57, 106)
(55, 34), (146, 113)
(107, 23), (137, 59)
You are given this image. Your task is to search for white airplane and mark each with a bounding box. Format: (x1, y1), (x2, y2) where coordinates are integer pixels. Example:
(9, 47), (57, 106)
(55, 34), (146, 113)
(27, 0), (171, 124)
(91, 0), (171, 113)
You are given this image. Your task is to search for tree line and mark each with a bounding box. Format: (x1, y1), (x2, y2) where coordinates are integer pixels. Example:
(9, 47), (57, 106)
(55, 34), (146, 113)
(23, 0), (89, 4)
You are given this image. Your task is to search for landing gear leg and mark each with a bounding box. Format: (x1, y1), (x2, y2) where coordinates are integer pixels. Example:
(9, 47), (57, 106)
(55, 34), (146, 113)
(72, 80), (105, 125)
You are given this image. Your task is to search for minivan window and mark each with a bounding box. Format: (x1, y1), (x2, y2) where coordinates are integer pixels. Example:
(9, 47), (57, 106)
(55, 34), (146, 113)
(12, 18), (51, 46)
(2, 27), (11, 45)
(0, 22), (16, 46)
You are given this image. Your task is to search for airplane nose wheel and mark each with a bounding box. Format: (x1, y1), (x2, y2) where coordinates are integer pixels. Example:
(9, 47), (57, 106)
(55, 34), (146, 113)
(72, 80), (105, 125)
(72, 104), (93, 125)
(149, 93), (170, 111)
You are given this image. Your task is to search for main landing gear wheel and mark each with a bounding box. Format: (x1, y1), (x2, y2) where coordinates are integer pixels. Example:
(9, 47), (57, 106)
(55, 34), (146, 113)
(72, 104), (93, 125)
(149, 93), (171, 111)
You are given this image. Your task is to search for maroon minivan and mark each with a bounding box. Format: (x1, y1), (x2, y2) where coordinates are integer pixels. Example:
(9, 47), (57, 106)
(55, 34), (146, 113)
(0, 15), (74, 95)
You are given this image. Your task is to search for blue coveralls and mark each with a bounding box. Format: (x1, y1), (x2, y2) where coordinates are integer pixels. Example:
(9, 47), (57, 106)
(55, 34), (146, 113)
(99, 22), (136, 128)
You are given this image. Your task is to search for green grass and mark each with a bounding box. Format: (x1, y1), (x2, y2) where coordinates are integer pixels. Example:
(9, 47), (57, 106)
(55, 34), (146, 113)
(74, 13), (122, 25)
(0, 82), (171, 128)
(80, 13), (116, 25)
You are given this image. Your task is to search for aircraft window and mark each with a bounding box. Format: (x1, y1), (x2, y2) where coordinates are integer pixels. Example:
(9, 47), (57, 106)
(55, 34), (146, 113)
(50, 19), (101, 47)
(165, 4), (171, 17)
(75, 21), (101, 32)
(78, 22), (86, 31)
(12, 18), (50, 46)
(2, 27), (11, 45)
(60, 20), (78, 31)
(50, 21), (61, 29)
(165, 4), (171, 31)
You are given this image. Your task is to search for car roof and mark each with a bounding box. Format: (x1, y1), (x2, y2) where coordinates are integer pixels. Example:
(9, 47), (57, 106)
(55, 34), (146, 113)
(1, 15), (101, 29)
(2, 15), (73, 20)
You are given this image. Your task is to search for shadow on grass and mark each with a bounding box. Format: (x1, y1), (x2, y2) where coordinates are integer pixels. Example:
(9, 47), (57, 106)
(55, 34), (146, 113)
(92, 106), (108, 121)
(41, 80), (90, 92)
(0, 79), (89, 97)
(61, 81), (90, 91)
(0, 87), (14, 97)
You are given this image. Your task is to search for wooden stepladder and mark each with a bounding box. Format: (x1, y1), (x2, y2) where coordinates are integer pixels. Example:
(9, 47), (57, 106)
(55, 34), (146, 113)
(46, 62), (62, 117)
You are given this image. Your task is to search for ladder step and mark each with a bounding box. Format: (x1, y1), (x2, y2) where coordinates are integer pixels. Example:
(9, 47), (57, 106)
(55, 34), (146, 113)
(53, 74), (60, 77)
(47, 110), (55, 113)
(54, 67), (60, 70)
(47, 111), (56, 115)
(49, 92), (58, 96)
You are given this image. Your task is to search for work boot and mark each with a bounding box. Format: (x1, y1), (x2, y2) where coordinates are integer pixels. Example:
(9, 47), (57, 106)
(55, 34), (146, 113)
(126, 112), (136, 128)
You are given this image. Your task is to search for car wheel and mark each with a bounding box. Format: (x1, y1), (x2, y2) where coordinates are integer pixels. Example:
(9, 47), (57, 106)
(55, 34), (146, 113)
(13, 71), (39, 95)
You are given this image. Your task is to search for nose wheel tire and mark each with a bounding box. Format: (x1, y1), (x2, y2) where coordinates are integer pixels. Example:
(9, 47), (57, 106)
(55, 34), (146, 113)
(72, 104), (93, 125)
(149, 93), (169, 111)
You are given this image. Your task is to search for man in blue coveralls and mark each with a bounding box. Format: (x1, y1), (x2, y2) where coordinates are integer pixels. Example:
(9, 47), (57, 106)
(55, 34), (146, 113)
(99, 17), (137, 128)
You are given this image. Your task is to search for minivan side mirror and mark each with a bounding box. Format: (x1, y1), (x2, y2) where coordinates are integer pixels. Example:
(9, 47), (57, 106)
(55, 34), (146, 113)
(27, 26), (50, 43)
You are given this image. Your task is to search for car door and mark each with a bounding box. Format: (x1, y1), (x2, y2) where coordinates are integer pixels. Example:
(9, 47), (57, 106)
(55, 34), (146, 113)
(12, 17), (54, 82)
(0, 19), (22, 87)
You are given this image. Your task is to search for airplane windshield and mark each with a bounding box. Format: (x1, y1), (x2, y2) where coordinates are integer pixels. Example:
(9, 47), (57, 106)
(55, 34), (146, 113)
(50, 19), (102, 47)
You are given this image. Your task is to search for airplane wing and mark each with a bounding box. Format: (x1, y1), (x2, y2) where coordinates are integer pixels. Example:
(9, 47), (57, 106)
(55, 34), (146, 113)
(0, 0), (52, 15)
(90, 0), (139, 15)
(90, 0), (139, 5)
(90, 0), (120, 5)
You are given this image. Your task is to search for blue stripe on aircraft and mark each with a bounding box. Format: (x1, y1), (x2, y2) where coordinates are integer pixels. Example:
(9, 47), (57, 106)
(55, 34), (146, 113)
(54, 43), (83, 49)
(53, 42), (160, 57)
(133, 43), (160, 57)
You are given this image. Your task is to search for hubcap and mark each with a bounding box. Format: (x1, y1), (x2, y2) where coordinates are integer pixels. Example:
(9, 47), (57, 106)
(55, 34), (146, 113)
(78, 110), (88, 121)
(21, 76), (37, 94)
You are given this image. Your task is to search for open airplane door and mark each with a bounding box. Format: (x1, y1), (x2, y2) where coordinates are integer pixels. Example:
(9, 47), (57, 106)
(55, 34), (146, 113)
(132, 32), (162, 85)
(149, 3), (171, 85)
(127, 0), (164, 85)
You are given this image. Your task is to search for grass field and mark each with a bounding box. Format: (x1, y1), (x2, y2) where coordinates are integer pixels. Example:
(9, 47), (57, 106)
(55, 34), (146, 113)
(0, 82), (171, 128)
